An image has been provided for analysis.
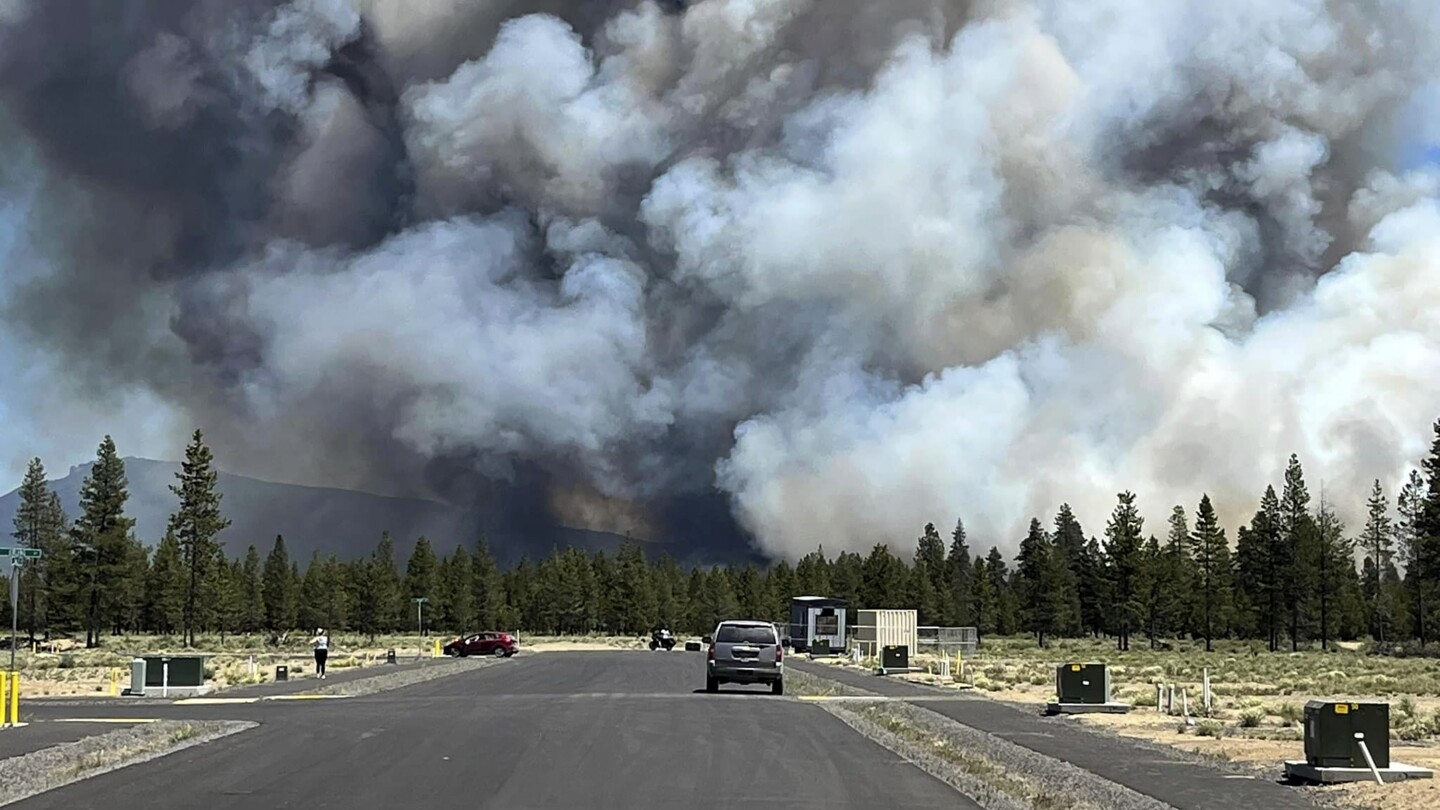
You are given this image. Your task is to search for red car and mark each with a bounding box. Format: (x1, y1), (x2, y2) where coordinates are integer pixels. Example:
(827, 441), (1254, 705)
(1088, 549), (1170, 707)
(444, 631), (518, 658)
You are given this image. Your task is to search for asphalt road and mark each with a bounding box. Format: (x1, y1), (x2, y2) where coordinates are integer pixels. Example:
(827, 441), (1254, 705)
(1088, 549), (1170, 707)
(791, 660), (1317, 810)
(11, 652), (976, 810)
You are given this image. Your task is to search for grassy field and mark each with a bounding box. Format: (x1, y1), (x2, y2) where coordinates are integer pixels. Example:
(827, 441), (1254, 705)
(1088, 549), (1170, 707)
(823, 636), (1440, 810)
(7, 630), (654, 697)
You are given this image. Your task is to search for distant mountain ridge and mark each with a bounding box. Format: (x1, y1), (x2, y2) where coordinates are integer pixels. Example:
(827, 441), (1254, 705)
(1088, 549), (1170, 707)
(0, 457), (658, 568)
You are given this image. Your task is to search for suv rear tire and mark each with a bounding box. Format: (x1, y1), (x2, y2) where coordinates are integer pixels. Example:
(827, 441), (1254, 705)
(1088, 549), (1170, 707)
(771, 679), (784, 696)
(706, 676), (719, 693)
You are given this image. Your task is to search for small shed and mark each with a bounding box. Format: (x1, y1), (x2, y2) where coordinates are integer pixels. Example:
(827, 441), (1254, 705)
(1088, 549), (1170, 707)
(855, 609), (918, 658)
(788, 596), (847, 653)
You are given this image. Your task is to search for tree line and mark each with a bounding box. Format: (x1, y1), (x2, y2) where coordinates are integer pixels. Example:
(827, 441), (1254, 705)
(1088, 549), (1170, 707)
(8, 423), (1440, 650)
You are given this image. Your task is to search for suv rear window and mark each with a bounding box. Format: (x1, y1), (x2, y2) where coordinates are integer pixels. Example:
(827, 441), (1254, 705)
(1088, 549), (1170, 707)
(716, 625), (777, 645)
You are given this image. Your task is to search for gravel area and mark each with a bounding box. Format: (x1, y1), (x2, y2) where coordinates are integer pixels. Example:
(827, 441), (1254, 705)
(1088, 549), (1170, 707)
(0, 720), (254, 806)
(787, 669), (1176, 810)
(307, 656), (502, 696)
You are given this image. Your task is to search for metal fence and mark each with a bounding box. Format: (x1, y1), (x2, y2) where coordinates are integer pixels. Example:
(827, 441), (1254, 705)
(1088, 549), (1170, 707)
(917, 626), (978, 657)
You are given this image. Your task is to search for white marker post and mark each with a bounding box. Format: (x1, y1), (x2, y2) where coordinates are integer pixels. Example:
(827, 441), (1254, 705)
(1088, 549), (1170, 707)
(1355, 733), (1384, 785)
(1203, 669), (1211, 715)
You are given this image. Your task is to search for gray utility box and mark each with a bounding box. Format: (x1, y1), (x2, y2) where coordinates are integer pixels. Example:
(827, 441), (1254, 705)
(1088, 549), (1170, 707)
(1056, 663), (1111, 704)
(881, 645), (909, 670)
(1305, 701), (1389, 768)
(128, 658), (146, 696)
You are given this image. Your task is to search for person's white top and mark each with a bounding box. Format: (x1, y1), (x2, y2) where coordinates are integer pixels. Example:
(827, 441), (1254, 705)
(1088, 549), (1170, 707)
(313, 634), (329, 650)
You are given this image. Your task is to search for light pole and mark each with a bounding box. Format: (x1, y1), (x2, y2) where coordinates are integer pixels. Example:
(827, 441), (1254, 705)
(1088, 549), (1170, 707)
(413, 597), (428, 658)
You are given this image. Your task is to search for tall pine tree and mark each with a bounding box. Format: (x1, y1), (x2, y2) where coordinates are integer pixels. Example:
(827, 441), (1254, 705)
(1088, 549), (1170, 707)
(1360, 480), (1394, 642)
(1189, 494), (1230, 651)
(168, 430), (230, 646)
(11, 458), (68, 640)
(946, 518), (973, 626)
(1104, 491), (1145, 651)
(71, 436), (135, 648)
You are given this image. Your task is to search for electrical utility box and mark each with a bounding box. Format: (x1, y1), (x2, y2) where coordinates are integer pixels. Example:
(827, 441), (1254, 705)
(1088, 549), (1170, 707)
(881, 645), (910, 671)
(1305, 701), (1390, 769)
(1056, 663), (1111, 704)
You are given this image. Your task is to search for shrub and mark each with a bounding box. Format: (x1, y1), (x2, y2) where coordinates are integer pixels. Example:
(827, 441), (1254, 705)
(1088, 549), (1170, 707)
(58, 654), (76, 670)
(1196, 720), (1224, 738)
(1397, 696), (1417, 719)
(1238, 709), (1264, 728)
(1274, 702), (1302, 726)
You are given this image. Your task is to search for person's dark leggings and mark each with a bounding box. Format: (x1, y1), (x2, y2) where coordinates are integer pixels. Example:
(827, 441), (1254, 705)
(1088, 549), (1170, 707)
(315, 648), (328, 677)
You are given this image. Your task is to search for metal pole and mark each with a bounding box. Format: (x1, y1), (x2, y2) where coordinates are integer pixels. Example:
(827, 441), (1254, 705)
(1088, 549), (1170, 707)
(10, 559), (19, 675)
(1355, 734), (1384, 785)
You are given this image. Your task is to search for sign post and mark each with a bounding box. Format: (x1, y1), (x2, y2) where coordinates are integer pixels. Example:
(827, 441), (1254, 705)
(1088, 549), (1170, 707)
(1, 548), (43, 676)
(413, 597), (428, 659)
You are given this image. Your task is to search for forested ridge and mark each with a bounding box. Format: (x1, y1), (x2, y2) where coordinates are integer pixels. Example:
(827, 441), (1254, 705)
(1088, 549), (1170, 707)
(10, 423), (1440, 652)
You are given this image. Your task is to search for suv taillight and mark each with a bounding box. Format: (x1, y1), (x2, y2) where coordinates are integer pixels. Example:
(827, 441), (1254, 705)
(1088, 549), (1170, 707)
(707, 644), (715, 661)
(776, 644), (783, 663)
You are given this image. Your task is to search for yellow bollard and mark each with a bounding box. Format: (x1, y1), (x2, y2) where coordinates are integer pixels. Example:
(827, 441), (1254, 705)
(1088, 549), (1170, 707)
(1, 672), (8, 726)
(432, 639), (441, 658)
(9, 673), (17, 726)
(109, 668), (120, 697)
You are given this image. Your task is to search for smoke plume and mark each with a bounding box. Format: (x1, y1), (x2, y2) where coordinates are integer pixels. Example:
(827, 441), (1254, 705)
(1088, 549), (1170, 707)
(3, 0), (1440, 559)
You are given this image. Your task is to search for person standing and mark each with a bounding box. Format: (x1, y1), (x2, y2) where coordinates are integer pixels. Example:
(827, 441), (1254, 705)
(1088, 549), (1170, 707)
(311, 628), (329, 679)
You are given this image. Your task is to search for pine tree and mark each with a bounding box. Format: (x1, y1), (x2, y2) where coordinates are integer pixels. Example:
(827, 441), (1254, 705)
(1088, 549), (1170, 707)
(1139, 534), (1165, 647)
(299, 550), (327, 632)
(208, 551), (239, 640)
(71, 436), (135, 647)
(1104, 491), (1145, 651)
(946, 518), (973, 626)
(915, 523), (948, 623)
(1278, 454), (1317, 650)
(1078, 537), (1108, 637)
(1360, 480), (1394, 642)
(1161, 506), (1193, 640)
(1189, 494), (1230, 651)
(1397, 469), (1427, 644)
(1236, 485), (1284, 650)
(261, 535), (296, 633)
(1313, 493), (1352, 650)
(614, 541), (659, 633)
(11, 458), (68, 640)
(986, 547), (1017, 635)
(404, 536), (441, 630)
(733, 564), (770, 623)
(442, 545), (476, 632)
(765, 559), (795, 623)
(795, 547), (833, 596)
(168, 430), (230, 646)
(1015, 518), (1054, 646)
(319, 555), (350, 631)
(238, 545), (265, 633)
(860, 544), (907, 609)
(472, 537), (502, 630)
(971, 554), (992, 639)
(1415, 420), (1440, 644)
(145, 528), (185, 635)
(1051, 505), (1087, 634)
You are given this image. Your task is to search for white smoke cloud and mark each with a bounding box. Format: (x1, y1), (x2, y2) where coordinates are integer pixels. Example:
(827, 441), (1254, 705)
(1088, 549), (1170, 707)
(7, 0), (1440, 560)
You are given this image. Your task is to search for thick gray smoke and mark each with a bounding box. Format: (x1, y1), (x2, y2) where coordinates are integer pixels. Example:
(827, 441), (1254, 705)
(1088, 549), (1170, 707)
(3, 0), (1440, 559)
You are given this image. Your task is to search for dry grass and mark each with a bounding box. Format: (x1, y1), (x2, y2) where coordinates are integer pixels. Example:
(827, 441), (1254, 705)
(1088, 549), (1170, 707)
(814, 635), (1440, 810)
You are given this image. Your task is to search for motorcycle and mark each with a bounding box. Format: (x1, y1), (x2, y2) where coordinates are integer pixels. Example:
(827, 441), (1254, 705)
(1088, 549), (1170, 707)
(649, 629), (676, 651)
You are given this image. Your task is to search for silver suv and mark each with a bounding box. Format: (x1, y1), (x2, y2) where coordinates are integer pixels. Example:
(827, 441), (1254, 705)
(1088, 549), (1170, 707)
(704, 620), (784, 695)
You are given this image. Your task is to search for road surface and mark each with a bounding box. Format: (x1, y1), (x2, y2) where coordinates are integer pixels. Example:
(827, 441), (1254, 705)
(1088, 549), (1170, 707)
(11, 652), (976, 809)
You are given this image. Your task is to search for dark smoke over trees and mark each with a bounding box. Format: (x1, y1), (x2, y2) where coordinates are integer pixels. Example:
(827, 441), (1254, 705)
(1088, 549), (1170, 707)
(4, 1), (1440, 562)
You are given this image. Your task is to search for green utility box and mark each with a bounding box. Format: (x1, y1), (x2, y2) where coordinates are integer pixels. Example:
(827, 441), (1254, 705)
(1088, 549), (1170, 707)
(142, 656), (206, 688)
(1056, 663), (1110, 704)
(881, 645), (909, 670)
(1305, 701), (1389, 768)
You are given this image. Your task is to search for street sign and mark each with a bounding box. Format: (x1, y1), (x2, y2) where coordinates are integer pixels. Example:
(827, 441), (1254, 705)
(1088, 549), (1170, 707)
(0, 544), (42, 559)
(0, 548), (42, 559)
